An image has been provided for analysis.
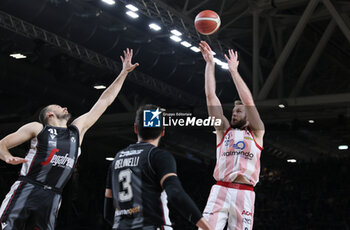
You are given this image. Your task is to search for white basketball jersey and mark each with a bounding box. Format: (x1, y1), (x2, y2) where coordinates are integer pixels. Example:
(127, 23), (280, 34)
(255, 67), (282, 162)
(214, 127), (263, 186)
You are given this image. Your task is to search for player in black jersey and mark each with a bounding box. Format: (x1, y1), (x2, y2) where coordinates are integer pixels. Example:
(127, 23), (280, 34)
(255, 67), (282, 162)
(0, 48), (138, 230)
(104, 104), (213, 230)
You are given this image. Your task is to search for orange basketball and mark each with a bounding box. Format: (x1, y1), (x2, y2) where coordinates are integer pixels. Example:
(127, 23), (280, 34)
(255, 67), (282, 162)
(194, 10), (221, 35)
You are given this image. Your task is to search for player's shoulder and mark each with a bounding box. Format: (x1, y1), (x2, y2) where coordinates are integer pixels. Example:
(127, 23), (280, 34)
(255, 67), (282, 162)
(14, 122), (44, 138)
(22, 122), (43, 133)
(151, 147), (174, 159)
(152, 146), (170, 154)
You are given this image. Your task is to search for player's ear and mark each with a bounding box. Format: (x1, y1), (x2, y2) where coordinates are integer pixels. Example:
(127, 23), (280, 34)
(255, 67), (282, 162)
(160, 127), (165, 137)
(46, 111), (54, 119)
(134, 123), (138, 134)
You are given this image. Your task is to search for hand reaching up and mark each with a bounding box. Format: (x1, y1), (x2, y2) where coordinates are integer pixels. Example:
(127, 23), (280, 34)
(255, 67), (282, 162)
(199, 41), (214, 64)
(121, 48), (139, 73)
(224, 49), (239, 73)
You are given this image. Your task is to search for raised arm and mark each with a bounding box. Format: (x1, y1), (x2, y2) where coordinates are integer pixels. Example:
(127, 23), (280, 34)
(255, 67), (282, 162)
(224, 50), (265, 141)
(199, 41), (230, 134)
(72, 48), (139, 143)
(0, 122), (43, 165)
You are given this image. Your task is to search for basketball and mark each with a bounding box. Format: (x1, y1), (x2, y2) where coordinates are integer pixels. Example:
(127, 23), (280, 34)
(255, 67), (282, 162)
(194, 10), (221, 35)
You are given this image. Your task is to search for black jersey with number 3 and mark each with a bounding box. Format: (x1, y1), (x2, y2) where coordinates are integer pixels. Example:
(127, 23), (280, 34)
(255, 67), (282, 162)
(19, 125), (80, 192)
(107, 142), (177, 230)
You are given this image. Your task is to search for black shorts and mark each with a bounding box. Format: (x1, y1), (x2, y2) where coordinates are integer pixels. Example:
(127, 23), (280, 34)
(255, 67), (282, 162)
(0, 180), (61, 230)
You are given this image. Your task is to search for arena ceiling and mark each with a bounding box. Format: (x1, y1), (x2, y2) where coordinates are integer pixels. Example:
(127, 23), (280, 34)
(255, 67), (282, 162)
(0, 0), (349, 167)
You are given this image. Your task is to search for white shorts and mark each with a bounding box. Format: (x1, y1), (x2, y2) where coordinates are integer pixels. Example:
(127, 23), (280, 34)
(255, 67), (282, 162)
(200, 183), (255, 230)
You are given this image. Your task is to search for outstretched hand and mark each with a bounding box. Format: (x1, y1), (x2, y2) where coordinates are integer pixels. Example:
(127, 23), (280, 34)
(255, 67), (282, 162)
(121, 48), (139, 73)
(224, 49), (239, 73)
(199, 41), (214, 64)
(5, 156), (28, 165)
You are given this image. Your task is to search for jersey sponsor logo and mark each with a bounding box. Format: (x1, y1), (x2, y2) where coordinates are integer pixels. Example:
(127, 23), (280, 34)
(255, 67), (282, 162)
(143, 109), (161, 127)
(222, 150), (254, 160)
(243, 218), (252, 225)
(115, 205), (141, 216)
(242, 210), (253, 217)
(41, 148), (59, 165)
(119, 149), (143, 157)
(41, 148), (75, 168)
(233, 141), (246, 150)
(115, 157), (140, 169)
(51, 154), (75, 168)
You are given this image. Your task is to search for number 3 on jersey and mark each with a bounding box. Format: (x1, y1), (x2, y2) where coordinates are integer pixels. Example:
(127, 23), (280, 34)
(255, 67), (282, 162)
(119, 169), (133, 202)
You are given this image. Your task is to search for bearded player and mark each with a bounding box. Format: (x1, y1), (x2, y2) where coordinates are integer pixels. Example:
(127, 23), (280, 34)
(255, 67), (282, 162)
(0, 48), (138, 230)
(199, 41), (264, 230)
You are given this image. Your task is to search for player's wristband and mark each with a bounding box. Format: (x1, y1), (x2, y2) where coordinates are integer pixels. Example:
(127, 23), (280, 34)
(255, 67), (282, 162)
(163, 176), (202, 224)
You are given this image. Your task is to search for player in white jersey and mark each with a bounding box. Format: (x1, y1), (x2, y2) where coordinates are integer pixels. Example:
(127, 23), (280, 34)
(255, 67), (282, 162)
(199, 41), (265, 230)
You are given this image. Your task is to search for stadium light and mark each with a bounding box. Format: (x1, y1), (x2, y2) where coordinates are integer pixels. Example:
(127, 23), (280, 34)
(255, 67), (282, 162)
(287, 159), (297, 163)
(308, 120), (315, 124)
(338, 145), (348, 150)
(126, 11), (139, 19)
(125, 4), (138, 11)
(10, 53), (26, 59)
(106, 157), (114, 161)
(94, 85), (106, 90)
(171, 29), (182, 36)
(180, 41), (191, 48)
(213, 58), (223, 65)
(170, 35), (181, 42)
(101, 0), (115, 5)
(190, 46), (200, 52)
(278, 104), (285, 108)
(149, 23), (161, 31)
(221, 64), (229, 70)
